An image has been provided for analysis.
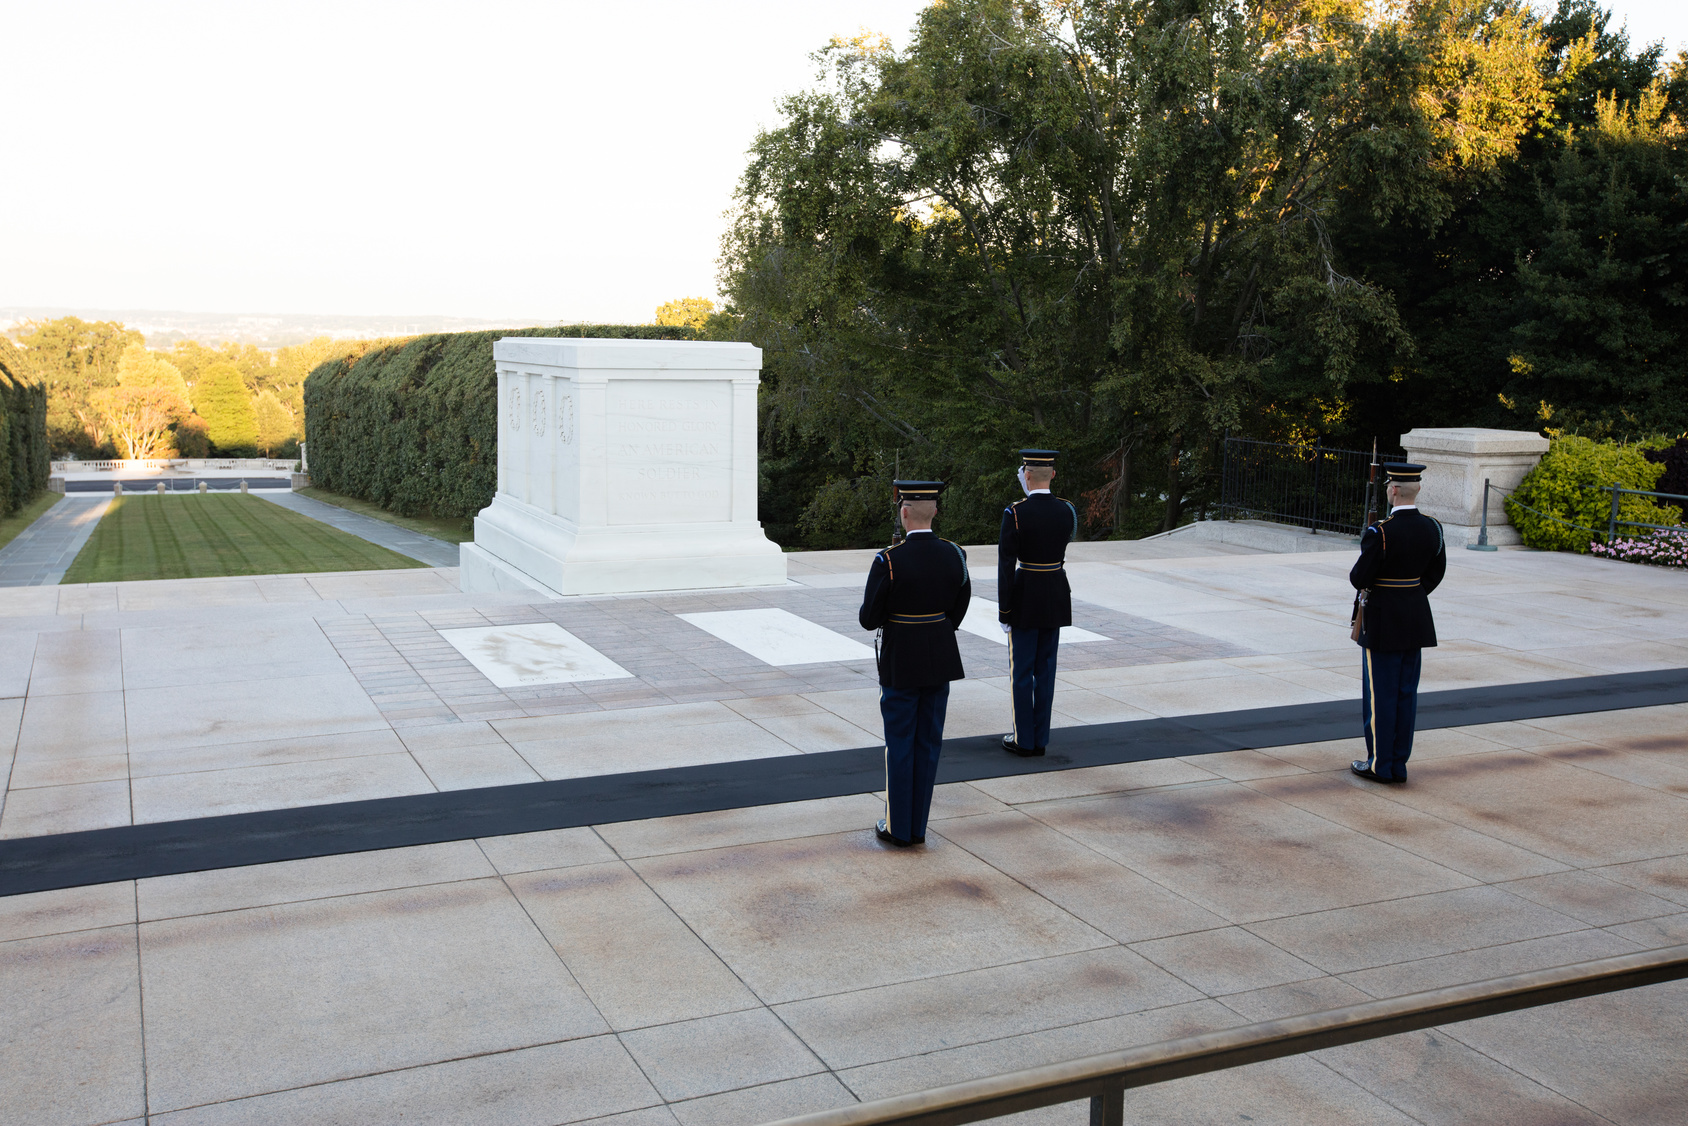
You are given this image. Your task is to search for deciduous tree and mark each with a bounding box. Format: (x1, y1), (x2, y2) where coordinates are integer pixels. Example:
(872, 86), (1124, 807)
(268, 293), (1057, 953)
(93, 386), (185, 459)
(654, 298), (716, 331)
(14, 317), (143, 456)
(96, 345), (193, 458)
(722, 0), (1549, 545)
(195, 362), (259, 454)
(253, 389), (295, 455)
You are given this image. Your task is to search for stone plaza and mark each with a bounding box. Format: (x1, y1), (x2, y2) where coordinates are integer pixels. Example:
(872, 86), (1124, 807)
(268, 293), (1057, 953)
(2, 514), (1685, 1123)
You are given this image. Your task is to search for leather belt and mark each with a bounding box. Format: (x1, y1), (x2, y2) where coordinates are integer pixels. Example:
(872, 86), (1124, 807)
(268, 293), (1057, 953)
(1017, 561), (1065, 572)
(887, 612), (948, 625)
(1373, 577), (1421, 589)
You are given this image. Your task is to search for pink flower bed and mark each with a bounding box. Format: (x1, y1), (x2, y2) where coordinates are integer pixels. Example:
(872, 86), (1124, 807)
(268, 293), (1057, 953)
(1588, 527), (1688, 568)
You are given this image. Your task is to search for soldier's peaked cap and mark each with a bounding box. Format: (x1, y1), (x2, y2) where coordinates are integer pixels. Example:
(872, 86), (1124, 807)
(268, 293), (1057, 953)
(893, 480), (945, 501)
(1385, 463), (1427, 484)
(1019, 449), (1059, 468)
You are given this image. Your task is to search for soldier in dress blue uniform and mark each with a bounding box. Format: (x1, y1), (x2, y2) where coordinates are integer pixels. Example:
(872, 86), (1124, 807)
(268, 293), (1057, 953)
(998, 450), (1078, 757)
(1349, 463), (1447, 784)
(859, 480), (972, 847)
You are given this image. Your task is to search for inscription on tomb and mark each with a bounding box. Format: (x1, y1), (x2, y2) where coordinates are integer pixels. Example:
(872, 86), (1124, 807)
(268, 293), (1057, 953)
(606, 380), (732, 524)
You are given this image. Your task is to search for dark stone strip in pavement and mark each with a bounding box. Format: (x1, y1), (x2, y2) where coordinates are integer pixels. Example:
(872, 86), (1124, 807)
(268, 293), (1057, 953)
(254, 491), (462, 568)
(3, 667), (1685, 897)
(0, 497), (112, 587)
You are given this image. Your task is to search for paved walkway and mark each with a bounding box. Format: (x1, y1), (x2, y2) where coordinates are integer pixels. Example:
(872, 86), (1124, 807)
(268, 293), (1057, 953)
(256, 491), (462, 568)
(2, 538), (1685, 1123)
(3, 542), (1684, 837)
(0, 497), (111, 587)
(3, 705), (1683, 1124)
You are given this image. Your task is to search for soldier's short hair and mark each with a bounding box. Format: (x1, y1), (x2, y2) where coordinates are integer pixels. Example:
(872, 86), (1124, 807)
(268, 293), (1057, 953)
(901, 497), (938, 520)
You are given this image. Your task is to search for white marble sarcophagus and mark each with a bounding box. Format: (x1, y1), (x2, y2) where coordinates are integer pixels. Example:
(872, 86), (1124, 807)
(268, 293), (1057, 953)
(459, 337), (786, 596)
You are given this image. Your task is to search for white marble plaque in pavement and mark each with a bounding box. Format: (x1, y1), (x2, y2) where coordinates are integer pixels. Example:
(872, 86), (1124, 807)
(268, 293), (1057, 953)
(439, 623), (633, 688)
(678, 608), (875, 666)
(959, 599), (1110, 646)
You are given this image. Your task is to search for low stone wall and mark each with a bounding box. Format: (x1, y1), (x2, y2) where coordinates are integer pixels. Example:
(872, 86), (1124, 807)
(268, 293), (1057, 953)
(1155, 519), (1357, 553)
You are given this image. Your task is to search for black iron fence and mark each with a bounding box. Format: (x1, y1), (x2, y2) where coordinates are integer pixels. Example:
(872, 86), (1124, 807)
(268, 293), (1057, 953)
(1218, 437), (1405, 536)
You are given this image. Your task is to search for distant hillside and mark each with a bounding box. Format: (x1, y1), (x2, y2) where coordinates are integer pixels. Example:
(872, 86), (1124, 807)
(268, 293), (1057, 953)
(0, 307), (573, 349)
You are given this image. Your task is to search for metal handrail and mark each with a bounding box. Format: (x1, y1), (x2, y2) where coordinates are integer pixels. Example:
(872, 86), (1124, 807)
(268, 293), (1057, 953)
(762, 944), (1688, 1126)
(1601, 484), (1688, 540)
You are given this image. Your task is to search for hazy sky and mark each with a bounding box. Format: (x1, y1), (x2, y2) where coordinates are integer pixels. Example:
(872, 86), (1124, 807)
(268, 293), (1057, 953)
(3, 0), (1684, 324)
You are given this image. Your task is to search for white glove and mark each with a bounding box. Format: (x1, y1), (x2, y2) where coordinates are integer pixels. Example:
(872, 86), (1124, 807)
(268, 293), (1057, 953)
(1017, 467), (1031, 496)
(1000, 622), (1012, 634)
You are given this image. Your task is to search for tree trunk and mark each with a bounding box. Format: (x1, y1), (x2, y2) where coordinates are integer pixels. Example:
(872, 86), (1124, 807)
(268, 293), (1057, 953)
(1113, 444), (1133, 531)
(1160, 436), (1183, 533)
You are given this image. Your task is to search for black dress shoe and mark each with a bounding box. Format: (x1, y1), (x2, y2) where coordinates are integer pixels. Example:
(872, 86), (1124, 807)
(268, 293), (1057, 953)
(875, 819), (912, 847)
(1002, 735), (1043, 757)
(1350, 761), (1391, 783)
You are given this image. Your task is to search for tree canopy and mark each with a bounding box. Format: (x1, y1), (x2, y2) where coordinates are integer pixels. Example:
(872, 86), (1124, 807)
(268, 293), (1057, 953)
(8, 318), (332, 458)
(721, 0), (1687, 548)
(253, 389), (294, 456)
(654, 297), (717, 331)
(94, 344), (194, 458)
(195, 362), (260, 454)
(14, 317), (143, 457)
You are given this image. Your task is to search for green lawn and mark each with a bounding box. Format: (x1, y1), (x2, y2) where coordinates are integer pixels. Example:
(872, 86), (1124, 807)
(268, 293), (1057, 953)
(297, 487), (475, 543)
(62, 494), (427, 583)
(0, 491), (64, 553)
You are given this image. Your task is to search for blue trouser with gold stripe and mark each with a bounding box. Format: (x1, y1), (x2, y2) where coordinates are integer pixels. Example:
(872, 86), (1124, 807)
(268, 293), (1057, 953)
(881, 683), (949, 841)
(1009, 627), (1060, 750)
(1361, 648), (1422, 781)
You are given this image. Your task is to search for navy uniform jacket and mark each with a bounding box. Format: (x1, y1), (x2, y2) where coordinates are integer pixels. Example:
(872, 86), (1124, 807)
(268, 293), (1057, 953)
(998, 493), (1077, 629)
(859, 531), (972, 689)
(1350, 507), (1447, 651)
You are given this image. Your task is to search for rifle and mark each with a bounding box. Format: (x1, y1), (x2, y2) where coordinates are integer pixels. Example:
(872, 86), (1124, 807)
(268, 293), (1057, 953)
(889, 482), (905, 546)
(1363, 438), (1380, 529)
(1351, 439), (1380, 643)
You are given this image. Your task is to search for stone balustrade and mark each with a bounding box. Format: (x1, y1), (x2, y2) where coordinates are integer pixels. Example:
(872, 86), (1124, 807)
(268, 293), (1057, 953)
(51, 458), (299, 475)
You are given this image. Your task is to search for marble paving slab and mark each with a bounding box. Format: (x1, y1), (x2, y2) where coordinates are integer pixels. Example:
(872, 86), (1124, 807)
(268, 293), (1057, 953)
(677, 608), (876, 667)
(437, 623), (632, 688)
(960, 599), (1111, 646)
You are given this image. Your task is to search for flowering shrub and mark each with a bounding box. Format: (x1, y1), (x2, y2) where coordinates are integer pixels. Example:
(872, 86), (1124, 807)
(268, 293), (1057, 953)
(1588, 528), (1688, 568)
(1507, 435), (1678, 552)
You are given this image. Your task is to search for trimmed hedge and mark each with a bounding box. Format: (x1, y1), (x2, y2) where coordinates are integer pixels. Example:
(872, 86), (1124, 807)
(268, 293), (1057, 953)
(302, 325), (696, 519)
(1506, 435), (1679, 552)
(0, 337), (52, 516)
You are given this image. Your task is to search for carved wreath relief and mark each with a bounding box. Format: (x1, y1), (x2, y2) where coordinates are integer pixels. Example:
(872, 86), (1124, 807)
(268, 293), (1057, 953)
(532, 388), (547, 435)
(508, 382), (522, 430)
(557, 395), (575, 444)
